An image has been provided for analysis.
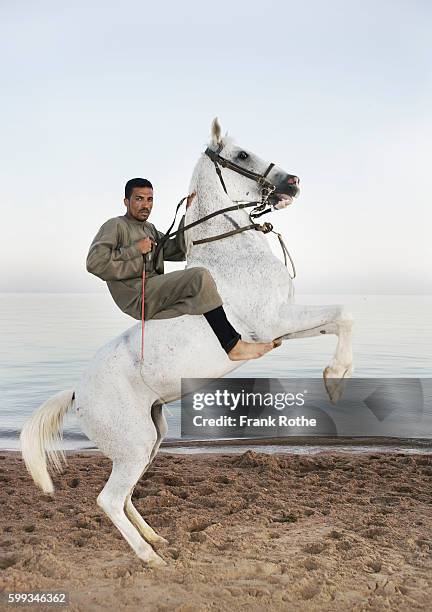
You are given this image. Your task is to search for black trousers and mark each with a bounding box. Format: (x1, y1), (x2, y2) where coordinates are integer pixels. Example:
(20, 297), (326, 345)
(204, 306), (241, 353)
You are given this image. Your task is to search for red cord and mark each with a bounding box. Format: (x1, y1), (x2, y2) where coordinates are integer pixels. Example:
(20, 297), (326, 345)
(141, 265), (146, 361)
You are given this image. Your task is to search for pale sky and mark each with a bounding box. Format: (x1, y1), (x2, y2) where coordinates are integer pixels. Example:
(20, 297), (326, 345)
(1, 0), (431, 294)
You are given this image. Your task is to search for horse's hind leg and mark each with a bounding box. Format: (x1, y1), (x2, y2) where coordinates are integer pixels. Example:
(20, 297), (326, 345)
(97, 455), (166, 566)
(148, 402), (168, 465)
(124, 498), (168, 546)
(124, 403), (169, 545)
(77, 362), (168, 562)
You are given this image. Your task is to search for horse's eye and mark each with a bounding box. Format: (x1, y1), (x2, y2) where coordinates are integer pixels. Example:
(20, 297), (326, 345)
(238, 151), (248, 160)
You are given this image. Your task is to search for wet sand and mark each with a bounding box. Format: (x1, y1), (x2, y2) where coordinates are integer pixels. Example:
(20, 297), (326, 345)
(1, 450), (432, 611)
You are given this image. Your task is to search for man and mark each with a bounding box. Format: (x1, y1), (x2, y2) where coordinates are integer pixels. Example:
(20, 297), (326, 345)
(86, 178), (279, 360)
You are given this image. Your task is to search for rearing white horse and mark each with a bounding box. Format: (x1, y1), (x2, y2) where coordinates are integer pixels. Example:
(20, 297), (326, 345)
(20, 118), (353, 566)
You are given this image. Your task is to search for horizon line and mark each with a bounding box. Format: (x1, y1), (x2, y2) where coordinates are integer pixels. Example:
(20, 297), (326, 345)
(1, 291), (431, 297)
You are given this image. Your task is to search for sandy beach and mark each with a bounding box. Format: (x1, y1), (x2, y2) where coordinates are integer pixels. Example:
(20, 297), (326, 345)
(1, 450), (432, 611)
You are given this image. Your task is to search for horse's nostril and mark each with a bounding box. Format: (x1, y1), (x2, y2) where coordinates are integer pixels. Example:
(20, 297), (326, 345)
(287, 176), (299, 185)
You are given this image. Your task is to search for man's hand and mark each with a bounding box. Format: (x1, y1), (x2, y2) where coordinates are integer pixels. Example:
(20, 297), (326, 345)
(186, 191), (196, 209)
(136, 236), (156, 255)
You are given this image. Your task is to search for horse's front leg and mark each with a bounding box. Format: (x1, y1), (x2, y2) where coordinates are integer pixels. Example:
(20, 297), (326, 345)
(275, 303), (354, 404)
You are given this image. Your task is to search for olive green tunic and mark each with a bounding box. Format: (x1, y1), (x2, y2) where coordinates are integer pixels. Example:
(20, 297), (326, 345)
(86, 213), (223, 320)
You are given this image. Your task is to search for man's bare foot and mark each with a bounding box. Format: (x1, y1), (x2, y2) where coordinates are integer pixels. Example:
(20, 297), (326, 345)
(227, 339), (280, 361)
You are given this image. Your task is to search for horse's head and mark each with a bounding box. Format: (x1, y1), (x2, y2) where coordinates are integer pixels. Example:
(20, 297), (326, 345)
(206, 117), (300, 209)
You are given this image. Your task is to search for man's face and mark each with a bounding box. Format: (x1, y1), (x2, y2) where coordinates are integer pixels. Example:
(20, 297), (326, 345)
(124, 187), (153, 222)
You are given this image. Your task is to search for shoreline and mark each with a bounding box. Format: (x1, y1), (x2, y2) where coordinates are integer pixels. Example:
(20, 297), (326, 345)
(2, 435), (432, 454)
(162, 435), (432, 448)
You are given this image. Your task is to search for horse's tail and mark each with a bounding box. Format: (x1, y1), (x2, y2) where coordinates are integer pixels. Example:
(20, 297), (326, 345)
(20, 389), (74, 494)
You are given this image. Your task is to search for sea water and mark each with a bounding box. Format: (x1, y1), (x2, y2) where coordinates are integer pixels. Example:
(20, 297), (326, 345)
(1, 293), (431, 451)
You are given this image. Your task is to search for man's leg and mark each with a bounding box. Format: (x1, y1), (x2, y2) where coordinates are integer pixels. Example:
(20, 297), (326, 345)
(203, 305), (281, 361)
(203, 306), (241, 353)
(144, 268), (279, 360)
(144, 267), (223, 320)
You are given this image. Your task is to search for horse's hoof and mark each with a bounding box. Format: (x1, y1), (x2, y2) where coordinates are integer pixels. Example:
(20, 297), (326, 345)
(272, 338), (282, 348)
(147, 553), (167, 568)
(153, 536), (169, 546)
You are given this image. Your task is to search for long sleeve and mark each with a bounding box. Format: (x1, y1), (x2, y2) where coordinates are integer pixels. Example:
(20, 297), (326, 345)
(154, 215), (187, 262)
(86, 219), (144, 281)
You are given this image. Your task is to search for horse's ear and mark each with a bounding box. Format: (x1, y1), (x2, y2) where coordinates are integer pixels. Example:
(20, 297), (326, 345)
(210, 117), (222, 146)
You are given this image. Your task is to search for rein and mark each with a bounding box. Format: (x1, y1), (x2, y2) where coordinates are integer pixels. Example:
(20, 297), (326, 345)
(141, 265), (145, 362)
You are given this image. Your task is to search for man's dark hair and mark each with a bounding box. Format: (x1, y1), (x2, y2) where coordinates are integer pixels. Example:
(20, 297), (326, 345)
(125, 178), (153, 199)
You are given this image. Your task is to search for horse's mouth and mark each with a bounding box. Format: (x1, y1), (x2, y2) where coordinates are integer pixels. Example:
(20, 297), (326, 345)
(271, 188), (299, 209)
